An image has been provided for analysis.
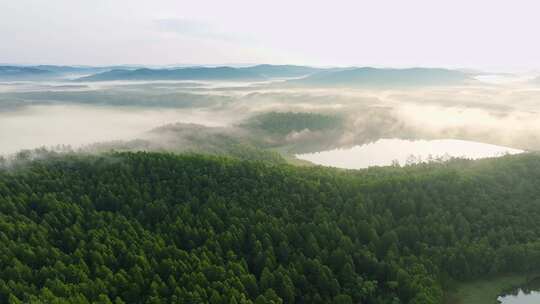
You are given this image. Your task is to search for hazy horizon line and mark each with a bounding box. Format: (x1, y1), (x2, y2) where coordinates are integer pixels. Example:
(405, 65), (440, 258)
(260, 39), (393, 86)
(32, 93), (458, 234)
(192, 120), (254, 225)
(2, 62), (539, 74)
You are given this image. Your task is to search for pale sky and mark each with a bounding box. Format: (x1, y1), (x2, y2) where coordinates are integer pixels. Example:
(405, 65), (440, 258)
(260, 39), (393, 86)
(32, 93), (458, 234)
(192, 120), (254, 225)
(1, 0), (540, 70)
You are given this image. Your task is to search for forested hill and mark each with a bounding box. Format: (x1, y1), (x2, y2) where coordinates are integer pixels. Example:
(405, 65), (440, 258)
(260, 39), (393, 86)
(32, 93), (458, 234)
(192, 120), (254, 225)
(2, 152), (540, 303)
(74, 65), (322, 82)
(289, 67), (472, 87)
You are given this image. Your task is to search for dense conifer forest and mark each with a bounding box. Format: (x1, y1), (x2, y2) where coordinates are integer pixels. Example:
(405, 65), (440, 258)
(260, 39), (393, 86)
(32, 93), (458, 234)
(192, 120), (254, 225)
(2, 152), (540, 303)
(243, 112), (343, 135)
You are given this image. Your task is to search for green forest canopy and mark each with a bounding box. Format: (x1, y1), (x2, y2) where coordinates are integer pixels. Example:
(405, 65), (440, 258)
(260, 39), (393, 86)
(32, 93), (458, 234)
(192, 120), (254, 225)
(243, 112), (343, 135)
(1, 152), (540, 303)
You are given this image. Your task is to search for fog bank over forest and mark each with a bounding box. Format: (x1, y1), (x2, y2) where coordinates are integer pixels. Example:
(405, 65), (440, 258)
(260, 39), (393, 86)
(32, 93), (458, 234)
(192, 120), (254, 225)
(1, 70), (540, 158)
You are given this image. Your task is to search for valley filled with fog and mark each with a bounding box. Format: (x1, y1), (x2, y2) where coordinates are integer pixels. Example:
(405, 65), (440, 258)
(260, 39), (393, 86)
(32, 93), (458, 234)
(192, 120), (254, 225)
(2, 69), (540, 168)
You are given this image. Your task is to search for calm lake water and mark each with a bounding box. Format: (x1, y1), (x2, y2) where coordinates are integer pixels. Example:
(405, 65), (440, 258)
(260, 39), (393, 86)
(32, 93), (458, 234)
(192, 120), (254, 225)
(498, 278), (540, 304)
(296, 138), (524, 169)
(498, 289), (540, 304)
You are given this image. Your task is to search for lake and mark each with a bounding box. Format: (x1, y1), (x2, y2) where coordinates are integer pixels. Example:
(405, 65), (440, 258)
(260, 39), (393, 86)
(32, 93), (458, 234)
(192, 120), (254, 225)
(296, 138), (524, 169)
(498, 278), (540, 304)
(498, 290), (540, 304)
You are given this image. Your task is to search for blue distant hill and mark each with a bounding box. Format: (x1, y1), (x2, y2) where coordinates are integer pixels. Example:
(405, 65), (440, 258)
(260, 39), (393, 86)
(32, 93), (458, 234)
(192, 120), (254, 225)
(0, 66), (57, 80)
(240, 64), (324, 78)
(75, 65), (323, 82)
(0, 65), (116, 80)
(34, 65), (111, 75)
(76, 66), (263, 81)
(0, 64), (473, 85)
(290, 67), (473, 87)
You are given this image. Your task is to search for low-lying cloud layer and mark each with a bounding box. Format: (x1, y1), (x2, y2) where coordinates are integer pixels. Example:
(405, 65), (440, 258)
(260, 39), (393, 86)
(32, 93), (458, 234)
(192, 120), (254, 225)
(1, 79), (540, 157)
(0, 104), (240, 155)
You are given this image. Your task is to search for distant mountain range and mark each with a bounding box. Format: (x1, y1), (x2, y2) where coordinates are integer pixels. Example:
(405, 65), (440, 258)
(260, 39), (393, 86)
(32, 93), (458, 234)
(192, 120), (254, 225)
(33, 65), (111, 75)
(0, 65), (112, 80)
(76, 67), (265, 82)
(0, 64), (322, 81)
(75, 65), (323, 82)
(289, 67), (473, 87)
(240, 64), (325, 78)
(0, 64), (473, 87)
(0, 66), (57, 80)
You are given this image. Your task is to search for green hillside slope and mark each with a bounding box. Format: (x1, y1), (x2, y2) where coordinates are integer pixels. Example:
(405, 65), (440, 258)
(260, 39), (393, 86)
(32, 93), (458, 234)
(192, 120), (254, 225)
(1, 153), (540, 303)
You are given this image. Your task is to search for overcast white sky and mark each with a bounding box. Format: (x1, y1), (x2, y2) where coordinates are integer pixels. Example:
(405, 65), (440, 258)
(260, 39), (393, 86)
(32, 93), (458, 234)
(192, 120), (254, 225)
(1, 0), (540, 70)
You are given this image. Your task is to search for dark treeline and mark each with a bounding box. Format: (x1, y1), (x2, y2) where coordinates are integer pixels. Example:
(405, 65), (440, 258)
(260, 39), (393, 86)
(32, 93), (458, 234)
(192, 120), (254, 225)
(1, 152), (540, 303)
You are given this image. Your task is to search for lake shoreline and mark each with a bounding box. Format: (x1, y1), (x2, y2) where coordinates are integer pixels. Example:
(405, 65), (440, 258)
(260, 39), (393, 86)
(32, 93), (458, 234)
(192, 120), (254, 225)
(444, 273), (540, 304)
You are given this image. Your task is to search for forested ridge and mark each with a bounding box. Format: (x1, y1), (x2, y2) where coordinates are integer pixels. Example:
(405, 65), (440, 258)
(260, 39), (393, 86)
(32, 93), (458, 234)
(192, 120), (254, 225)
(243, 112), (342, 135)
(2, 152), (540, 303)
